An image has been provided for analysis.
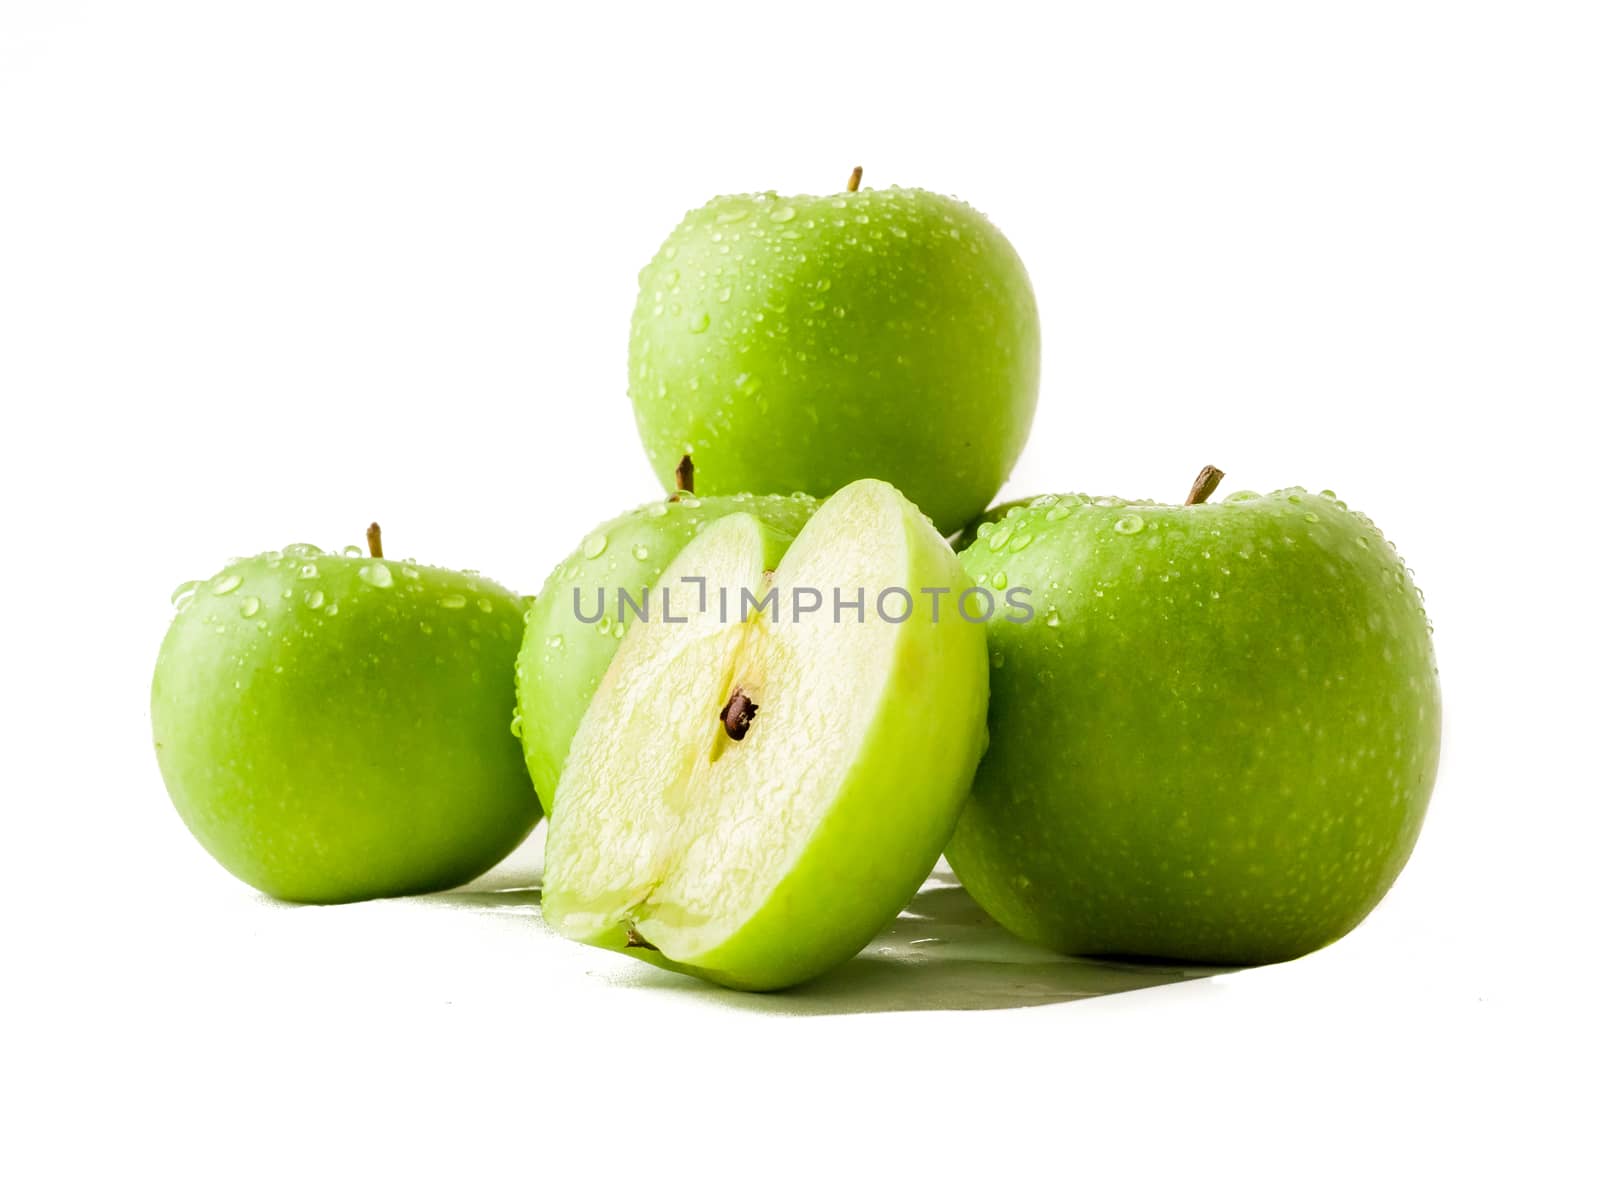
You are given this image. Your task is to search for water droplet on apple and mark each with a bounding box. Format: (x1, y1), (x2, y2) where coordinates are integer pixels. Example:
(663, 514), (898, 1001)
(440, 594), (467, 609)
(1304, 513), (1321, 523)
(679, 496), (702, 509)
(992, 571), (1008, 589)
(1028, 495), (1059, 508)
(1010, 532), (1034, 551)
(632, 544), (650, 561)
(342, 545), (363, 557)
(305, 590), (326, 609)
(240, 596), (260, 618)
(582, 533), (608, 559)
(283, 543), (322, 557)
(647, 501), (669, 517)
(988, 526), (1013, 550)
(359, 562), (394, 588)
(171, 581), (200, 610)
(477, 597), (493, 613)
(1114, 515), (1145, 535)
(1224, 491), (1260, 503)
(546, 635), (563, 649)
(688, 312), (710, 333)
(509, 713), (524, 738)
(212, 575), (242, 596)
(299, 563), (319, 579)
(770, 205), (796, 223)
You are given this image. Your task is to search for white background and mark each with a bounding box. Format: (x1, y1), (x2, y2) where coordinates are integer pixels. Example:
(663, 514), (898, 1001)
(3, 2), (1597, 1195)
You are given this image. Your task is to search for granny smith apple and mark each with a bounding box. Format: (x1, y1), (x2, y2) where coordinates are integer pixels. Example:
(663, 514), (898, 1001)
(515, 462), (816, 811)
(948, 471), (1442, 964)
(629, 169), (1040, 534)
(543, 479), (989, 991)
(152, 529), (540, 903)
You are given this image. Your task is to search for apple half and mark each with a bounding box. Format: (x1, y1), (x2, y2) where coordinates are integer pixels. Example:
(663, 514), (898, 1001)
(542, 479), (989, 991)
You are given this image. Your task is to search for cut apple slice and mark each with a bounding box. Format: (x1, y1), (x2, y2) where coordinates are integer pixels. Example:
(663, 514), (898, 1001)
(543, 479), (990, 991)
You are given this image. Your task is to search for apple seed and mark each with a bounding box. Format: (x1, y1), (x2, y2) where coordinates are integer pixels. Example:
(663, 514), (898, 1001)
(719, 687), (758, 741)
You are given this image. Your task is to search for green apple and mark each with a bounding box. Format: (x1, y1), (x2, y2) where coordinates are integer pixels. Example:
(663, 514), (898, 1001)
(543, 479), (989, 991)
(629, 171), (1040, 534)
(948, 472), (1442, 964)
(515, 465), (816, 812)
(152, 531), (539, 903)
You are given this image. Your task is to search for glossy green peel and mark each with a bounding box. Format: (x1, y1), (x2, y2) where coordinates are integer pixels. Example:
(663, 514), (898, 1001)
(949, 486), (1442, 964)
(152, 545), (540, 903)
(543, 480), (990, 991)
(629, 184), (1040, 533)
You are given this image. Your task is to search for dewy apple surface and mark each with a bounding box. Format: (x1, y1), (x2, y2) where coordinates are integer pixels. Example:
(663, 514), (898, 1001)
(151, 540), (540, 904)
(543, 480), (990, 991)
(950, 483), (1441, 964)
(629, 176), (1040, 534)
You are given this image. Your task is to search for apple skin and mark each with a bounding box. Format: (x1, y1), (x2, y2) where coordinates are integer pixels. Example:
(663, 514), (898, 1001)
(152, 546), (540, 903)
(515, 491), (817, 812)
(951, 497), (1032, 552)
(947, 488), (1441, 964)
(629, 185), (1040, 534)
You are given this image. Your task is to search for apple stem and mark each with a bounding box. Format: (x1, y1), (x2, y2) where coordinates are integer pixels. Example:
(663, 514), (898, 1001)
(720, 687), (758, 741)
(669, 453), (695, 502)
(1185, 466), (1225, 506)
(847, 166), (863, 193)
(366, 522), (384, 558)
(624, 926), (658, 951)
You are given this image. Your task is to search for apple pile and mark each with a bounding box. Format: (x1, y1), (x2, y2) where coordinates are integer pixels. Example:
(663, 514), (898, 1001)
(153, 170), (1441, 991)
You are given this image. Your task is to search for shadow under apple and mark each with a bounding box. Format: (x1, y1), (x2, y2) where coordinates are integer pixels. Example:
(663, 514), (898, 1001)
(423, 853), (1230, 1015)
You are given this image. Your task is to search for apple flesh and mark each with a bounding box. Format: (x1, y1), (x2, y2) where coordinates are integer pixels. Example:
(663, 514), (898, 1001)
(629, 180), (1040, 533)
(948, 483), (1442, 964)
(543, 480), (990, 991)
(515, 485), (817, 811)
(152, 542), (540, 903)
